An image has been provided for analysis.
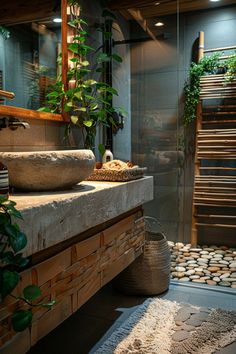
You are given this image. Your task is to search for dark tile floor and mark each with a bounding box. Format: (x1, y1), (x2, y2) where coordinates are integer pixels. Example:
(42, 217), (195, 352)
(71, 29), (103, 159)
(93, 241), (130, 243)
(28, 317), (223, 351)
(29, 282), (236, 354)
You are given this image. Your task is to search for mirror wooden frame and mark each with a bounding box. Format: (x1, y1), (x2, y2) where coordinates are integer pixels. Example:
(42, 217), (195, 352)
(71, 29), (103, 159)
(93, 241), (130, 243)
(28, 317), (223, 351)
(0, 0), (69, 122)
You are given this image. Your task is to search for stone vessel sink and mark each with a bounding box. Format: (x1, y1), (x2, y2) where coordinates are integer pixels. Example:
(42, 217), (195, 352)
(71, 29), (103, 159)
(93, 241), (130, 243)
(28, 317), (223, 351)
(0, 150), (95, 191)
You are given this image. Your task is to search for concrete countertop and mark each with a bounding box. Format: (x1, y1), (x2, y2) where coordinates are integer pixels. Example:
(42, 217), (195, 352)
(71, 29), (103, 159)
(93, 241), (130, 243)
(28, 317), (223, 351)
(11, 177), (153, 257)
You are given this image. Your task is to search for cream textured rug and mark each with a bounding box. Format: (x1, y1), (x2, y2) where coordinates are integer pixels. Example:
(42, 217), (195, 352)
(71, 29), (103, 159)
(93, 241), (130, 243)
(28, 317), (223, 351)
(94, 299), (236, 354)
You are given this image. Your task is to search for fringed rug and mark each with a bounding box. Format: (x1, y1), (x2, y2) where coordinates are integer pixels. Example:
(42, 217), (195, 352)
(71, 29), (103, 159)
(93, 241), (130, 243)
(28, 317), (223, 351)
(94, 299), (236, 354)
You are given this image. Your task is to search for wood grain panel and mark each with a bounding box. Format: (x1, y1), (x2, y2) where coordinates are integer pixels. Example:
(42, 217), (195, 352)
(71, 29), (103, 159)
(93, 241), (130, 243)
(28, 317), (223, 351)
(0, 211), (145, 353)
(0, 0), (58, 25)
(109, 0), (236, 18)
(0, 105), (64, 122)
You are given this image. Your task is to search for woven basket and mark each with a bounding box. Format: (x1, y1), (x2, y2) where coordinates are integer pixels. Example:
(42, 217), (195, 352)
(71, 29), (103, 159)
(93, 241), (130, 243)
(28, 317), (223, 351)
(114, 217), (171, 295)
(87, 167), (147, 182)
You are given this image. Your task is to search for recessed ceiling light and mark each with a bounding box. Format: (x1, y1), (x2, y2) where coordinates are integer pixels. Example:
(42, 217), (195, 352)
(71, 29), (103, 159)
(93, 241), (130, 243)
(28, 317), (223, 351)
(155, 22), (164, 27)
(155, 2), (160, 5)
(209, 0), (220, 2)
(53, 18), (62, 23)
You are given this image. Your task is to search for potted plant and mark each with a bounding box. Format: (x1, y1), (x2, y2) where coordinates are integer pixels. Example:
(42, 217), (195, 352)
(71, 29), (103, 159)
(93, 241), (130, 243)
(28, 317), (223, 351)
(40, 0), (126, 152)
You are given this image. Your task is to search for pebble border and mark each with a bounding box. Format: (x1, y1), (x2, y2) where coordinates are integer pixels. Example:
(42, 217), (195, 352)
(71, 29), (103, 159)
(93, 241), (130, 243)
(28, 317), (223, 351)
(168, 242), (236, 289)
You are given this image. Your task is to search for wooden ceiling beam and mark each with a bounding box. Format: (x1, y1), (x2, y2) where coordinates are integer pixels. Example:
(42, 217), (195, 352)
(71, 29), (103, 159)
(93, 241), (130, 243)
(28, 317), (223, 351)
(109, 0), (236, 18)
(109, 0), (171, 10)
(0, 0), (58, 25)
(127, 8), (157, 41)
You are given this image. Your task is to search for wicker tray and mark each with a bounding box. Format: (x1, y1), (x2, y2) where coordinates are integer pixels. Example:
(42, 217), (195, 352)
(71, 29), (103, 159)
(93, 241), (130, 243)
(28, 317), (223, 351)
(87, 167), (147, 182)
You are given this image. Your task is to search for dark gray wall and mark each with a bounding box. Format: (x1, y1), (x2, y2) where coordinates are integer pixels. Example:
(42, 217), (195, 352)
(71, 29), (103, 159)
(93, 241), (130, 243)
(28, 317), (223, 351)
(131, 4), (236, 243)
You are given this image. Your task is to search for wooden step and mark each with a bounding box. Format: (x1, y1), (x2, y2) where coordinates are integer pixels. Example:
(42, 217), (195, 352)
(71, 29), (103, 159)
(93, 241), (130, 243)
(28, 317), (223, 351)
(195, 222), (236, 228)
(202, 120), (236, 124)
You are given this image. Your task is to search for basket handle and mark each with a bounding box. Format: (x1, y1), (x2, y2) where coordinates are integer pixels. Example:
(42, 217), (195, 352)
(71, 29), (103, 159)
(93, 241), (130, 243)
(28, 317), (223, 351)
(144, 216), (167, 237)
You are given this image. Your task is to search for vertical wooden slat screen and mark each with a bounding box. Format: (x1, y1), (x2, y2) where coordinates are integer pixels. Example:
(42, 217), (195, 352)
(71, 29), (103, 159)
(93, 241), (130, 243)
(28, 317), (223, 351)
(190, 32), (236, 246)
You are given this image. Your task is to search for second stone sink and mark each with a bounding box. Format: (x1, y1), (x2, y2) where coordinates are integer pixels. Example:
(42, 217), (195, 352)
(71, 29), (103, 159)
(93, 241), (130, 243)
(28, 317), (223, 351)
(0, 150), (95, 191)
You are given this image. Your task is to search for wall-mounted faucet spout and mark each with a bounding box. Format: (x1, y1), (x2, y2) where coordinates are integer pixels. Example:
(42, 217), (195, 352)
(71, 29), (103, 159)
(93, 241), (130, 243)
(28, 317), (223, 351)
(8, 118), (30, 130)
(0, 117), (30, 130)
(0, 90), (15, 100)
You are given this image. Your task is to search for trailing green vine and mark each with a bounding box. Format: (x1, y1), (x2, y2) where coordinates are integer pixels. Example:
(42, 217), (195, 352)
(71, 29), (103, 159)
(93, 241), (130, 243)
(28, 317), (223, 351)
(0, 196), (55, 332)
(224, 53), (236, 82)
(40, 1), (126, 150)
(184, 53), (236, 125)
(184, 53), (220, 125)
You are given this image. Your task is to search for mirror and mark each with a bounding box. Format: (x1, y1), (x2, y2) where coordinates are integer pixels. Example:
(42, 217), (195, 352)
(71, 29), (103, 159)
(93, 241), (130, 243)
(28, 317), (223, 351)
(0, 0), (65, 121)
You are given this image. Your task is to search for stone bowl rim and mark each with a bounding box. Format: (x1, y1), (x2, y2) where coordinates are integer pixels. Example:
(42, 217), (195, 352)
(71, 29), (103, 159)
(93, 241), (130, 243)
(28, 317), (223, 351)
(0, 149), (93, 155)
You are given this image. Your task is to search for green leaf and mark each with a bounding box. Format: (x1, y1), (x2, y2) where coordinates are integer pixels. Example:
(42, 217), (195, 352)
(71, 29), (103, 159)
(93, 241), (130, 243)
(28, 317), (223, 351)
(1, 270), (20, 298)
(0, 198), (22, 219)
(84, 95), (95, 101)
(96, 82), (109, 89)
(1, 251), (14, 264)
(0, 195), (8, 204)
(115, 106), (128, 117)
(98, 144), (106, 157)
(46, 91), (60, 98)
(83, 120), (93, 127)
(97, 53), (110, 63)
(5, 200), (17, 207)
(81, 60), (90, 67)
(112, 53), (123, 63)
(80, 44), (94, 52)
(74, 35), (85, 43)
(12, 310), (33, 332)
(70, 57), (78, 63)
(98, 86), (118, 96)
(7, 205), (23, 219)
(90, 103), (98, 111)
(78, 18), (88, 26)
(77, 68), (91, 76)
(68, 20), (78, 28)
(37, 107), (51, 112)
(71, 116), (79, 124)
(74, 91), (82, 100)
(75, 107), (87, 112)
(68, 43), (79, 54)
(23, 285), (42, 301)
(5, 224), (27, 252)
(13, 253), (29, 267)
(84, 79), (97, 86)
(64, 103), (72, 112)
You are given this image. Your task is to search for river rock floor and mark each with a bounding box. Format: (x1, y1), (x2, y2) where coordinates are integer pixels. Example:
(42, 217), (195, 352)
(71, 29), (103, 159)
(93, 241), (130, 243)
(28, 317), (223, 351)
(169, 242), (236, 289)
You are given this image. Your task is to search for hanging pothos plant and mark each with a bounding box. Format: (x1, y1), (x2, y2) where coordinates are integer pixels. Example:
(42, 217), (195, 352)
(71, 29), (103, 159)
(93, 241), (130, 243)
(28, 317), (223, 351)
(183, 53), (220, 125)
(224, 53), (236, 82)
(184, 52), (236, 125)
(40, 0), (126, 151)
(0, 196), (55, 332)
